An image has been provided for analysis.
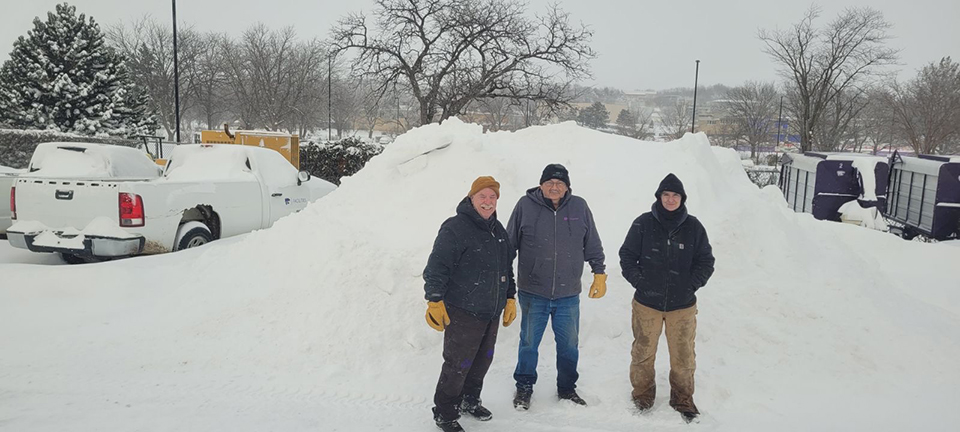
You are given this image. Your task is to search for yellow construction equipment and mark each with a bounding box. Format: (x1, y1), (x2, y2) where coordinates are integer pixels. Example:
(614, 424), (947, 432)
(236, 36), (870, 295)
(199, 125), (300, 169)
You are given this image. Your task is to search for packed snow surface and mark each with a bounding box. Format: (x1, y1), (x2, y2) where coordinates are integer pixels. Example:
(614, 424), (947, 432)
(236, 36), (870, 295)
(1, 120), (958, 431)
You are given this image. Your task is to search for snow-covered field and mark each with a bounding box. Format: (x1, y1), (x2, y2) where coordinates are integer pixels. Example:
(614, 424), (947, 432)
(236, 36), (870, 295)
(1, 120), (958, 431)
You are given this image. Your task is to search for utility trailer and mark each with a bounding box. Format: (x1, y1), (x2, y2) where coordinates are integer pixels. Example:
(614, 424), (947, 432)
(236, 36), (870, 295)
(779, 152), (888, 221)
(883, 152), (960, 240)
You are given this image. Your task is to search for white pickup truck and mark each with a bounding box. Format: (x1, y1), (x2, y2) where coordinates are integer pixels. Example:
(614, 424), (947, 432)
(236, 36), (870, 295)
(7, 142), (335, 262)
(1, 165), (22, 237)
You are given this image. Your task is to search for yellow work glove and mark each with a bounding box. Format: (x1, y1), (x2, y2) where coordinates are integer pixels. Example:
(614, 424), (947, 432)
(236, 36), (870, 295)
(588, 273), (607, 299)
(502, 298), (517, 327)
(425, 301), (450, 331)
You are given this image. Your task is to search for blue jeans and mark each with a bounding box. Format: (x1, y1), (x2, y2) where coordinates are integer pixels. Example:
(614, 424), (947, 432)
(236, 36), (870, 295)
(514, 292), (580, 393)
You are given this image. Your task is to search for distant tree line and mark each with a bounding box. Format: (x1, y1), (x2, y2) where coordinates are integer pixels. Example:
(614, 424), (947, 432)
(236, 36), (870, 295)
(2, 2), (956, 158)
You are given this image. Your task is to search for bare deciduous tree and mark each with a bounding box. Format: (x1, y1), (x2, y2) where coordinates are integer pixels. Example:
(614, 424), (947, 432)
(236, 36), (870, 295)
(811, 86), (869, 152)
(723, 81), (779, 161)
(659, 98), (691, 140)
(331, 0), (595, 125)
(759, 5), (898, 152)
(223, 25), (325, 131)
(634, 107), (655, 140)
(515, 98), (549, 128)
(330, 74), (362, 138)
(108, 17), (200, 140)
(888, 57), (960, 155)
(859, 88), (898, 155)
(475, 97), (515, 131)
(191, 32), (230, 130)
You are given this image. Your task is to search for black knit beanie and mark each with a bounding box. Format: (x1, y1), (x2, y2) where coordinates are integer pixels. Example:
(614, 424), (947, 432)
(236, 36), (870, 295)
(655, 173), (687, 205)
(539, 163), (570, 187)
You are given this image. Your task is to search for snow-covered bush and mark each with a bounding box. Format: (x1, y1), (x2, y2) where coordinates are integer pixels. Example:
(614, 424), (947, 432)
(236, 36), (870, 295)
(299, 137), (383, 185)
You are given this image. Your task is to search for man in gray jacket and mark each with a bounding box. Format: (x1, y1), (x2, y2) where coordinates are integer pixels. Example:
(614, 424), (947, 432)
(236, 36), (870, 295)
(506, 163), (606, 410)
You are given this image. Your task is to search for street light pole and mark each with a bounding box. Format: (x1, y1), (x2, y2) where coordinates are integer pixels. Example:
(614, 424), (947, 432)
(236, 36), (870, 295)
(328, 54), (332, 141)
(172, 0), (181, 143)
(395, 81), (400, 135)
(776, 95), (784, 146)
(690, 59), (700, 134)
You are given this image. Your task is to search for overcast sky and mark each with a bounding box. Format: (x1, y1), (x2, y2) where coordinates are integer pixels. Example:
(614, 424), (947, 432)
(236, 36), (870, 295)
(1, 0), (957, 91)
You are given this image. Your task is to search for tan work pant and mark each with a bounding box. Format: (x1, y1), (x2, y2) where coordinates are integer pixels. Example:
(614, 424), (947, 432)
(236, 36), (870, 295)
(630, 300), (698, 413)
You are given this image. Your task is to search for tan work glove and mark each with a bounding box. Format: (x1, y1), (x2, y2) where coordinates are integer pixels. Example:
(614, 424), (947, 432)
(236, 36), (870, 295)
(588, 273), (607, 299)
(502, 298), (517, 327)
(426, 301), (450, 331)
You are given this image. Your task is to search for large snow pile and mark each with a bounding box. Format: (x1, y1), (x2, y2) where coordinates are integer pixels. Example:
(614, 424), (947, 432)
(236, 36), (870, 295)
(2, 119), (959, 431)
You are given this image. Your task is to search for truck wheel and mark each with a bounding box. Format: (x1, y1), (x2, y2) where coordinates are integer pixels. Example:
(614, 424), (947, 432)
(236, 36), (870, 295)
(59, 253), (87, 265)
(175, 221), (213, 251)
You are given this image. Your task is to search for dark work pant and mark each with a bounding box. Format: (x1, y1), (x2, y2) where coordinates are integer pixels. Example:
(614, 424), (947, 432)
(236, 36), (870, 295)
(433, 306), (500, 422)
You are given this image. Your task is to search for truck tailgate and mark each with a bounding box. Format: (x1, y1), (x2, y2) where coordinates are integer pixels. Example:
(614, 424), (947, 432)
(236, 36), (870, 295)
(14, 177), (127, 229)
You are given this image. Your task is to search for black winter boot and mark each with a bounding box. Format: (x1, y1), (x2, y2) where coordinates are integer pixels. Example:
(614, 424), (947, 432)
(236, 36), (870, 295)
(435, 419), (465, 432)
(558, 390), (587, 406)
(460, 398), (493, 421)
(513, 387), (533, 411)
(432, 407), (464, 432)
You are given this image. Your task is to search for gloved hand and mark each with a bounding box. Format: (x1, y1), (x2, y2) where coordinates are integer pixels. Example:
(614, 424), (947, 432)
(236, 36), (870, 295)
(502, 298), (517, 327)
(426, 301), (450, 331)
(588, 273), (607, 299)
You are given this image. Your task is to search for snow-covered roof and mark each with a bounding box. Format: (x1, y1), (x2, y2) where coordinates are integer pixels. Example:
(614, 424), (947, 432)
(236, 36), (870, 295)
(782, 153), (823, 173)
(784, 152), (888, 174)
(894, 155), (960, 177)
(163, 144), (294, 183)
(0, 165), (24, 174)
(23, 142), (161, 179)
(232, 130), (297, 137)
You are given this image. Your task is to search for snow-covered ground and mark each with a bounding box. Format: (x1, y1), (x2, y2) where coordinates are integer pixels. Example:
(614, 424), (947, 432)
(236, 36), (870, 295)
(0, 240), (64, 265)
(1, 120), (958, 431)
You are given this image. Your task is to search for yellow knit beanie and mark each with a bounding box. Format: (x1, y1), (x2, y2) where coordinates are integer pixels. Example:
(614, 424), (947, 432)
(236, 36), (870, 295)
(469, 176), (500, 198)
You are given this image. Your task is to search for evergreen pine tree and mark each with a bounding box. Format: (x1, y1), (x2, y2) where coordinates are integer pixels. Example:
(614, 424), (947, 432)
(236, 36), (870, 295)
(0, 3), (157, 136)
(577, 102), (609, 130)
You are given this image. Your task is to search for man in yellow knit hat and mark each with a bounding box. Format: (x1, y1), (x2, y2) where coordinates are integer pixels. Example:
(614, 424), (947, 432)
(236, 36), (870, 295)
(423, 176), (517, 432)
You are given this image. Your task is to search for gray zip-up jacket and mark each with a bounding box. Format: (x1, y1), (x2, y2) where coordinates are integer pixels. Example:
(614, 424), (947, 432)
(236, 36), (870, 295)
(506, 187), (605, 299)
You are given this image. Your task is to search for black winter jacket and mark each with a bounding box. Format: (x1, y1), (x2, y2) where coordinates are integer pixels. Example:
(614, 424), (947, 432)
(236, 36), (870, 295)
(424, 197), (517, 320)
(619, 203), (715, 312)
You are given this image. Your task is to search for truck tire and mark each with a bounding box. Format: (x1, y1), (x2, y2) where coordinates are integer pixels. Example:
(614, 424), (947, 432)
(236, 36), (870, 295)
(60, 253), (87, 265)
(59, 253), (108, 265)
(175, 221), (213, 251)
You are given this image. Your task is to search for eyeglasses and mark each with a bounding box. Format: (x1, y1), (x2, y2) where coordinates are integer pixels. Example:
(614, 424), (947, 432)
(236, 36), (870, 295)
(543, 180), (567, 188)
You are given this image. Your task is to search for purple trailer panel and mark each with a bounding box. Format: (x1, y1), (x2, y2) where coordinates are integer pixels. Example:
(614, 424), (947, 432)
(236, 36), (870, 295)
(933, 163), (960, 239)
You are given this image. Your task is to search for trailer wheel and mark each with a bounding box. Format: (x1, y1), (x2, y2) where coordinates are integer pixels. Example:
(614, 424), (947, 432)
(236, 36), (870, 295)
(174, 221), (213, 251)
(900, 227), (918, 241)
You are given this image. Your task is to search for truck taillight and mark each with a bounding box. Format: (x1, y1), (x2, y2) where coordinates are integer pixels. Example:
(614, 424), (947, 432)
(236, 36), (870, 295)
(119, 193), (145, 227)
(9, 187), (14, 220)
